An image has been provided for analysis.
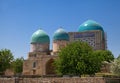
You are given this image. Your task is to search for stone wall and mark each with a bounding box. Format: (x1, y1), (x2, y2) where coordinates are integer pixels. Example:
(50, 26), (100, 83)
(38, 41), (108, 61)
(0, 77), (105, 83)
(0, 77), (119, 83)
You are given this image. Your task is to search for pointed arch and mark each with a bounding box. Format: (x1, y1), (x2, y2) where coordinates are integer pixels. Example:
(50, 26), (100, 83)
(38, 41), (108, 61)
(46, 58), (56, 75)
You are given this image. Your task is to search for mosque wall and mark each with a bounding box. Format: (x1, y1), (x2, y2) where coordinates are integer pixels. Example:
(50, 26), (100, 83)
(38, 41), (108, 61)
(68, 30), (105, 50)
(23, 54), (57, 75)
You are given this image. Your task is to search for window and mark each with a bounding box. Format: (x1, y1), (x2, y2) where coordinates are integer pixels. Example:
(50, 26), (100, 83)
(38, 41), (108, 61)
(33, 70), (36, 75)
(34, 54), (36, 57)
(33, 62), (36, 68)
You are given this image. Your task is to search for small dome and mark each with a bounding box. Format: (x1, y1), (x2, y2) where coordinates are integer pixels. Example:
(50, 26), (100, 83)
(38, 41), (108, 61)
(31, 29), (50, 43)
(53, 28), (69, 41)
(78, 20), (104, 32)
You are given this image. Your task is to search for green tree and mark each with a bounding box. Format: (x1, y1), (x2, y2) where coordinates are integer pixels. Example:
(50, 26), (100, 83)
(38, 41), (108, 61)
(12, 57), (24, 74)
(85, 52), (102, 75)
(117, 54), (120, 59)
(0, 49), (14, 74)
(110, 58), (120, 76)
(93, 50), (114, 62)
(54, 41), (102, 76)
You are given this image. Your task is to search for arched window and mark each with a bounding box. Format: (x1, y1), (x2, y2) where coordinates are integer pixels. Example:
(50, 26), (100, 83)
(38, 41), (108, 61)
(33, 62), (36, 68)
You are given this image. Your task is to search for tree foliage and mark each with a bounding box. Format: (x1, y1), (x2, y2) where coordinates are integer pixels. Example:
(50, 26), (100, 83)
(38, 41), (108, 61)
(117, 54), (120, 59)
(0, 49), (14, 74)
(54, 41), (102, 76)
(12, 57), (24, 74)
(110, 57), (120, 76)
(93, 50), (114, 62)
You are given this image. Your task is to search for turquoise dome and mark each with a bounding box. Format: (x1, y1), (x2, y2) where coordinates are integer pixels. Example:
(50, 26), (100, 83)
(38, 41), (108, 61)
(31, 29), (50, 43)
(53, 28), (69, 41)
(78, 20), (104, 33)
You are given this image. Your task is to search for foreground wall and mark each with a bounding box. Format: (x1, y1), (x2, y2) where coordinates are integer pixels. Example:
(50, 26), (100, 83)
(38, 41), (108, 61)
(0, 77), (119, 83)
(0, 77), (104, 83)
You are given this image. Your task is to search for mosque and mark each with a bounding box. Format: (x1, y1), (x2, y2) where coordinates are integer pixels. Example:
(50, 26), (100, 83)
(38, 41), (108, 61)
(22, 20), (107, 75)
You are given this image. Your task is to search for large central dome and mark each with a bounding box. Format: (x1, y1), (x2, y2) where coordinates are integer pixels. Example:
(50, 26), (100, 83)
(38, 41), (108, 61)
(78, 20), (104, 32)
(53, 28), (69, 41)
(31, 29), (50, 43)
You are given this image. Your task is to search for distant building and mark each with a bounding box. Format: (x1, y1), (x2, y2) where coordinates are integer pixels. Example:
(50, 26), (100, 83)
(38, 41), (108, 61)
(69, 20), (106, 50)
(23, 20), (107, 75)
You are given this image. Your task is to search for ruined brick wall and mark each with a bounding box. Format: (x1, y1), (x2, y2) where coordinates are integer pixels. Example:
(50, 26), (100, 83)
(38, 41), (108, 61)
(0, 77), (120, 83)
(0, 77), (106, 83)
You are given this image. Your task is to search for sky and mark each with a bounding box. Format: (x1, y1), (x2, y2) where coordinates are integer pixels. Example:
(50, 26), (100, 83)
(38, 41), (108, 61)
(0, 0), (120, 59)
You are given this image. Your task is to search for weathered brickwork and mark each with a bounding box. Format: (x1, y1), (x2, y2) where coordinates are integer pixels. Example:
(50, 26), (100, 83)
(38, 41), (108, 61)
(0, 77), (106, 83)
(1, 77), (120, 83)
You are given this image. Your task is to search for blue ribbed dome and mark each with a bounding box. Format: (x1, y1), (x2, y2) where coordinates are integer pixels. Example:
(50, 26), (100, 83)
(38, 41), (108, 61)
(78, 20), (104, 32)
(53, 28), (69, 41)
(31, 29), (50, 43)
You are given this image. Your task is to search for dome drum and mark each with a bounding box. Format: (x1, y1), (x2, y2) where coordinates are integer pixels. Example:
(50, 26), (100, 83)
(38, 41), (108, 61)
(53, 40), (69, 52)
(30, 43), (49, 52)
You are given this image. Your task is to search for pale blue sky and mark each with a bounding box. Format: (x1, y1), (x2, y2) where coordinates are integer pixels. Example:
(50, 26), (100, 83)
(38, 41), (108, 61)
(0, 0), (120, 58)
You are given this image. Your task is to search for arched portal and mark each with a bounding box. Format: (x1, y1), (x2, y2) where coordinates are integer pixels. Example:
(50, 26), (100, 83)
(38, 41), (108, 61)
(46, 58), (56, 75)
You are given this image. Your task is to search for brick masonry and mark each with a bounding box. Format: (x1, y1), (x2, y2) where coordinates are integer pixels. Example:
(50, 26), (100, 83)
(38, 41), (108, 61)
(0, 77), (119, 83)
